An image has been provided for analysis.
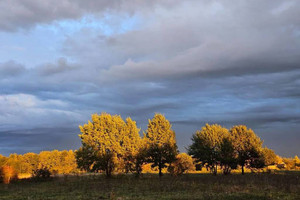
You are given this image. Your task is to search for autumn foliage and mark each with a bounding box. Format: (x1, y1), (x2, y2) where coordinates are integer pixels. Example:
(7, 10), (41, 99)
(0, 165), (17, 184)
(0, 113), (299, 182)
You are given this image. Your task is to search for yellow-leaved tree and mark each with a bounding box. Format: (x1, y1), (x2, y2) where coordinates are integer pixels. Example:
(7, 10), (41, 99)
(168, 153), (195, 176)
(76, 113), (142, 177)
(122, 117), (145, 175)
(144, 113), (178, 176)
(230, 125), (264, 174)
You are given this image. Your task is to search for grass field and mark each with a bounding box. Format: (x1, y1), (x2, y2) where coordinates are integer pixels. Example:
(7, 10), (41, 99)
(0, 172), (299, 200)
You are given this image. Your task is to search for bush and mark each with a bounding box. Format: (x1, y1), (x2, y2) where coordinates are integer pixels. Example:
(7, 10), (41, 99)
(168, 153), (195, 176)
(0, 165), (18, 184)
(32, 168), (51, 179)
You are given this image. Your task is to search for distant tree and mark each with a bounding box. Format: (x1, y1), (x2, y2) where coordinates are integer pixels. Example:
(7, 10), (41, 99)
(144, 113), (178, 176)
(219, 137), (237, 175)
(59, 150), (77, 174)
(188, 124), (229, 175)
(293, 156), (300, 167)
(39, 150), (61, 174)
(0, 155), (7, 168)
(6, 154), (23, 174)
(168, 153), (195, 176)
(282, 157), (295, 170)
(22, 153), (39, 173)
(230, 125), (263, 175)
(261, 147), (277, 166)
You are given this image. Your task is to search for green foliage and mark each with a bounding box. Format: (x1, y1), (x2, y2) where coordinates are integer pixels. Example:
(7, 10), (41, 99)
(188, 124), (229, 175)
(144, 113), (178, 176)
(75, 145), (96, 172)
(219, 137), (237, 175)
(123, 146), (148, 176)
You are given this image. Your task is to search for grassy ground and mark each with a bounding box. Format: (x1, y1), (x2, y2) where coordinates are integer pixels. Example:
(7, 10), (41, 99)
(0, 172), (299, 200)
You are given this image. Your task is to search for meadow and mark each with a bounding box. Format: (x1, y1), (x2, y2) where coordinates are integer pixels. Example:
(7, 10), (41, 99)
(0, 171), (299, 200)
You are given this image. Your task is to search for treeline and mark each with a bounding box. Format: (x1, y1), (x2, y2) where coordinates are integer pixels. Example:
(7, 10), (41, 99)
(1, 113), (300, 182)
(75, 113), (300, 176)
(0, 150), (77, 176)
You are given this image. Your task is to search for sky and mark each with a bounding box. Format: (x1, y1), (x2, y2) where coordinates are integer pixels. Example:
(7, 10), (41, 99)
(0, 0), (299, 157)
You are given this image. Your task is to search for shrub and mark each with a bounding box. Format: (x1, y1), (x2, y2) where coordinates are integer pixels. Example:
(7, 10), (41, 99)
(32, 167), (51, 179)
(168, 153), (195, 176)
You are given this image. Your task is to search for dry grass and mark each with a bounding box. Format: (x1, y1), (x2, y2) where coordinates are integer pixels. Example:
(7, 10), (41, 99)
(0, 171), (299, 200)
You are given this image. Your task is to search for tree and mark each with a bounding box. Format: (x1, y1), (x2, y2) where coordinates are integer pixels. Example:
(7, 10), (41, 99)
(168, 153), (195, 176)
(144, 113), (178, 176)
(294, 156), (300, 168)
(188, 124), (229, 175)
(219, 137), (237, 175)
(122, 118), (143, 174)
(6, 154), (23, 174)
(0, 155), (7, 168)
(230, 125), (263, 175)
(77, 113), (126, 177)
(75, 144), (97, 172)
(59, 150), (77, 174)
(261, 147), (277, 166)
(77, 113), (143, 177)
(0, 166), (17, 184)
(39, 150), (62, 174)
(22, 153), (39, 174)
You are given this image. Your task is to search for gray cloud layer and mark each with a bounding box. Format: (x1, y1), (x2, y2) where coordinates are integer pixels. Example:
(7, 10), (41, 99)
(0, 0), (299, 156)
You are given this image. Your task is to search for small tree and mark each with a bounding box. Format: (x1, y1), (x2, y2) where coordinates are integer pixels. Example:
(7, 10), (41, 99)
(168, 153), (195, 176)
(230, 125), (263, 175)
(144, 113), (178, 176)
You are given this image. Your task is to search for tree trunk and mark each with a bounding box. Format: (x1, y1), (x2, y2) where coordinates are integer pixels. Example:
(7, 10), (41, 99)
(106, 166), (111, 177)
(241, 165), (244, 175)
(159, 162), (163, 177)
(214, 164), (217, 176)
(135, 163), (141, 177)
(223, 165), (231, 175)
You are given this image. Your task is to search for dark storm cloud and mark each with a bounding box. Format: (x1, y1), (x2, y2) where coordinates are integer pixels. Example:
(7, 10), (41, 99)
(0, 0), (300, 156)
(0, 127), (80, 156)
